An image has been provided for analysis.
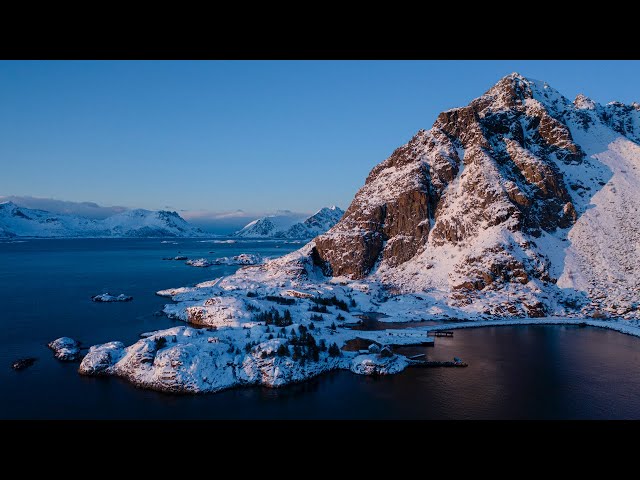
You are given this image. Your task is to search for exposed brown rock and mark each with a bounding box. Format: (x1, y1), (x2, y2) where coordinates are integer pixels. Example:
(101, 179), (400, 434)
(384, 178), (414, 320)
(310, 73), (589, 296)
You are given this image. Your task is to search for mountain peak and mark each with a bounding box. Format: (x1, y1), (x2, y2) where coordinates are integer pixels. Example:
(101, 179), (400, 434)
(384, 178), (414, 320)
(235, 206), (343, 239)
(316, 205), (342, 214)
(476, 72), (569, 114)
(477, 72), (540, 110)
(493, 71), (536, 88)
(504, 71), (528, 81)
(574, 93), (596, 110)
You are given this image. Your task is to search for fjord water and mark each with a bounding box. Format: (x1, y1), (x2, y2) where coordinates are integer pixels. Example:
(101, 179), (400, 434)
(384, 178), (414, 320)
(2, 239), (640, 419)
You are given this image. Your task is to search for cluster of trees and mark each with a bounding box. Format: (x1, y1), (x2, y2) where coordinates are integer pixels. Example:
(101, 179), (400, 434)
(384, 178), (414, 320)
(265, 295), (296, 305)
(289, 324), (320, 362)
(245, 303), (260, 312)
(252, 308), (293, 327)
(309, 304), (329, 313)
(328, 343), (341, 357)
(242, 325), (342, 362)
(271, 325), (343, 362)
(311, 295), (349, 312)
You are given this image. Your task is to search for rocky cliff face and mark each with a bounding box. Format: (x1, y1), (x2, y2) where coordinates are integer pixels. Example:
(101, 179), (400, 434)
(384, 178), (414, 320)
(311, 73), (640, 315)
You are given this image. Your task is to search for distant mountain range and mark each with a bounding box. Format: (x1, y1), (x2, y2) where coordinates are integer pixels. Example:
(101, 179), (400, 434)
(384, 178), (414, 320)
(0, 202), (205, 238)
(234, 206), (344, 239)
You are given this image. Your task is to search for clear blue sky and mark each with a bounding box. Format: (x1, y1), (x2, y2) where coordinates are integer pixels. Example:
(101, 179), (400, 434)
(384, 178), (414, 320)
(1, 60), (638, 219)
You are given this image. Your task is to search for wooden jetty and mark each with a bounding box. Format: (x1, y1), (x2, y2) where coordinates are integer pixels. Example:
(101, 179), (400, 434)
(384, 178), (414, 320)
(432, 331), (454, 337)
(408, 358), (468, 368)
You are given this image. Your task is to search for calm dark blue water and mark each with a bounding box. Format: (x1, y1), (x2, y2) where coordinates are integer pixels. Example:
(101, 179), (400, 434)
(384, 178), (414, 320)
(2, 238), (640, 419)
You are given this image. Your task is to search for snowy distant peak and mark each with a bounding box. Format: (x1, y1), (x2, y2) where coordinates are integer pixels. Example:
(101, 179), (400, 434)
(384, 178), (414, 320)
(295, 206), (344, 237)
(234, 206), (344, 239)
(574, 94), (596, 110)
(101, 208), (201, 237)
(308, 205), (342, 220)
(1, 201), (35, 215)
(0, 204), (204, 238)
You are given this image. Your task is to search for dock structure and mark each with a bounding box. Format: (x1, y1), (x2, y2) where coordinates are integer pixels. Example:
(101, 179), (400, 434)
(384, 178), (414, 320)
(408, 358), (468, 368)
(408, 353), (426, 360)
(432, 331), (454, 337)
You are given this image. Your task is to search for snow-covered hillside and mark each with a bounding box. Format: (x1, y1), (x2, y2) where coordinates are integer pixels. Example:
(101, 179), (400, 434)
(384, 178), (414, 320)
(0, 202), (205, 237)
(234, 206), (344, 239)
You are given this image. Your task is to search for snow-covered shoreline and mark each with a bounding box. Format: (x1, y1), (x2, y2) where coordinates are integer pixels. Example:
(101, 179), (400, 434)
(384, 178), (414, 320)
(77, 308), (640, 395)
(79, 249), (640, 395)
(76, 237), (640, 395)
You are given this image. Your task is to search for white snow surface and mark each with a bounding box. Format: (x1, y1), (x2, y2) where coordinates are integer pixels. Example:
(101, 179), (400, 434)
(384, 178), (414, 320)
(48, 337), (81, 361)
(185, 258), (213, 267)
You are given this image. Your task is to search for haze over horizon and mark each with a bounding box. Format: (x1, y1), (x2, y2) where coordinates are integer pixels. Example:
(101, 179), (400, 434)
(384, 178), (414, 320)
(0, 195), (318, 234)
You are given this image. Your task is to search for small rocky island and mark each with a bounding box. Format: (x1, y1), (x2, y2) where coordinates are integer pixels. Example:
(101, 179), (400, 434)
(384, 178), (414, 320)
(92, 293), (133, 302)
(48, 337), (81, 361)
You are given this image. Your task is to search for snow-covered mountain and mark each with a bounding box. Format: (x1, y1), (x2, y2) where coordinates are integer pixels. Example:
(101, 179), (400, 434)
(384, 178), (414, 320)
(0, 202), (205, 237)
(310, 73), (640, 317)
(234, 206), (344, 238)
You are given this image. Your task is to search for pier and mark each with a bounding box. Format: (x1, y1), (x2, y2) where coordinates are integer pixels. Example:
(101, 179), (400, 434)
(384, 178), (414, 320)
(432, 331), (454, 337)
(408, 358), (468, 368)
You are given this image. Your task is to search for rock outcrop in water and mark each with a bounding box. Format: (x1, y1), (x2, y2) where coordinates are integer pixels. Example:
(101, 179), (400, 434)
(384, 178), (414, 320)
(12, 358), (37, 370)
(92, 293), (133, 303)
(48, 337), (81, 361)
